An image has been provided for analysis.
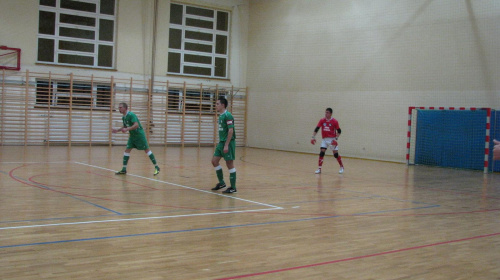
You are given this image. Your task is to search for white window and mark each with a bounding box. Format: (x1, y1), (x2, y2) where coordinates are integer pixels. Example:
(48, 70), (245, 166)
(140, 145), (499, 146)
(37, 0), (116, 69)
(167, 89), (226, 113)
(168, 3), (230, 79)
(36, 80), (112, 109)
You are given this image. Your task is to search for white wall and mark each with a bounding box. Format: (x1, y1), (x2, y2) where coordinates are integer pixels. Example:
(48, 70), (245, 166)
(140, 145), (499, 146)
(3, 0), (500, 162)
(246, 0), (500, 162)
(0, 0), (39, 64)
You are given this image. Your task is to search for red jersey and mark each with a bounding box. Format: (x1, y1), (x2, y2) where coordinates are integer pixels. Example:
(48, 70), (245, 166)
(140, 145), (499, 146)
(317, 117), (340, 138)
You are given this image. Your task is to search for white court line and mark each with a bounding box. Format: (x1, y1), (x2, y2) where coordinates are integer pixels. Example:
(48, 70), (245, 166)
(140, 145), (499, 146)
(0, 208), (279, 230)
(1, 161), (283, 230)
(1, 161), (71, 164)
(74, 161), (282, 209)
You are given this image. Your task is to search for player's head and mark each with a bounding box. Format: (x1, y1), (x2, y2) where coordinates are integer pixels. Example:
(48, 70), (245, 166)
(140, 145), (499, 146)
(218, 96), (228, 108)
(216, 96), (228, 113)
(325, 107), (333, 118)
(118, 103), (128, 114)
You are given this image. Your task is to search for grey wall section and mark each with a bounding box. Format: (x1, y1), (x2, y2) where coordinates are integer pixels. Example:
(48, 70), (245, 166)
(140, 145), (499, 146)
(246, 0), (500, 162)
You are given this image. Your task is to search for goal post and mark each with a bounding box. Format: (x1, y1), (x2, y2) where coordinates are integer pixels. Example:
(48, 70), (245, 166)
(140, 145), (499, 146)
(407, 107), (492, 173)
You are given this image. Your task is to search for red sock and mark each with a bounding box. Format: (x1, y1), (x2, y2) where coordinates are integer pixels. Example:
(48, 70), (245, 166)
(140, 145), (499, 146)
(318, 157), (324, 168)
(336, 155), (343, 167)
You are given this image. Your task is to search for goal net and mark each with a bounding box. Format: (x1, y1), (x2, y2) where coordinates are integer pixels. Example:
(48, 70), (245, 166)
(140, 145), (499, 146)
(406, 107), (496, 173)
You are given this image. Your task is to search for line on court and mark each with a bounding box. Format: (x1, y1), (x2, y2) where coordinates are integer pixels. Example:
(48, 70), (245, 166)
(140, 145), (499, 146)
(339, 188), (436, 206)
(7, 166), (123, 215)
(74, 161), (282, 209)
(2, 161), (283, 230)
(213, 231), (500, 280)
(0, 204), (440, 247)
(0, 207), (280, 231)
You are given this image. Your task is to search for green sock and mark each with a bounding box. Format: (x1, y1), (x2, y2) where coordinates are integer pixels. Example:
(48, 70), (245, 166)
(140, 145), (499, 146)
(229, 171), (236, 189)
(216, 168), (225, 184)
(148, 153), (157, 165)
(122, 155), (130, 170)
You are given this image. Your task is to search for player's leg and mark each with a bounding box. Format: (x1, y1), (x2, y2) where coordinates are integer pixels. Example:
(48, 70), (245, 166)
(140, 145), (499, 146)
(332, 145), (344, 174)
(316, 148), (327, 174)
(222, 140), (237, 193)
(316, 138), (331, 174)
(211, 142), (227, 190)
(143, 148), (160, 175)
(135, 136), (159, 175)
(116, 147), (132, 174)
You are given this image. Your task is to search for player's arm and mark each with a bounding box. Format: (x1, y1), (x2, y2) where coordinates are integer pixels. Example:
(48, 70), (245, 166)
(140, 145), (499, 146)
(330, 128), (341, 146)
(123, 122), (139, 132)
(224, 127), (234, 153)
(112, 125), (126, 133)
(311, 126), (320, 144)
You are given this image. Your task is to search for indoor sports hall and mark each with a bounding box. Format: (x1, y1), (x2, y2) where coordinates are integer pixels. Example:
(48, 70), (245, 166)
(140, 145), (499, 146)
(1, 1), (500, 279)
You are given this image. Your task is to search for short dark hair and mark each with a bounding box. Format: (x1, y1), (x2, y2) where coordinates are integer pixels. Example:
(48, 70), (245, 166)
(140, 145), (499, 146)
(218, 96), (228, 108)
(119, 102), (128, 109)
(326, 108), (333, 113)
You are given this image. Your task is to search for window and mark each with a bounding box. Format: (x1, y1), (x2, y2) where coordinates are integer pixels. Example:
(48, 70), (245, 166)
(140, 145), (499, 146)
(168, 3), (230, 79)
(37, 0), (116, 69)
(167, 89), (226, 113)
(36, 80), (112, 109)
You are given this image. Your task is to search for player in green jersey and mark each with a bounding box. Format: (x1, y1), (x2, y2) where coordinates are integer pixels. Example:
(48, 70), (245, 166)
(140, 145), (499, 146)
(112, 102), (160, 175)
(210, 96), (237, 193)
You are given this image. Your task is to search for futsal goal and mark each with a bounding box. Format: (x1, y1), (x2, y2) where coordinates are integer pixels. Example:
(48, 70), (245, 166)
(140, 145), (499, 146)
(406, 107), (499, 173)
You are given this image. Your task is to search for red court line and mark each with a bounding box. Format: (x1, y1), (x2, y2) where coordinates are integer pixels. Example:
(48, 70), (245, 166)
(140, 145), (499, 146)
(215, 232), (500, 280)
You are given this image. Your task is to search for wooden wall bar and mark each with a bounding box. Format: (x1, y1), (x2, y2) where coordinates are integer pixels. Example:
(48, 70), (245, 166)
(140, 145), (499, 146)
(0, 70), (247, 147)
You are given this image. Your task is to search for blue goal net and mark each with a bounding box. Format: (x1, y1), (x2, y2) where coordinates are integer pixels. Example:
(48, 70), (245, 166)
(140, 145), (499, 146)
(407, 107), (499, 173)
(414, 110), (486, 170)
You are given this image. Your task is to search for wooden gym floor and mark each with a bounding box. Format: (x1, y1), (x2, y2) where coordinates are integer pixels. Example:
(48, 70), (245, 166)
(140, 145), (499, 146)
(1, 146), (499, 279)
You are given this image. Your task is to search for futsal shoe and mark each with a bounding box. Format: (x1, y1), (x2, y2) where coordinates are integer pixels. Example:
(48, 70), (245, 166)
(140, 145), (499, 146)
(154, 166), (160, 175)
(116, 169), (127, 175)
(339, 167), (344, 174)
(211, 183), (227, 190)
(315, 169), (321, 174)
(222, 187), (237, 194)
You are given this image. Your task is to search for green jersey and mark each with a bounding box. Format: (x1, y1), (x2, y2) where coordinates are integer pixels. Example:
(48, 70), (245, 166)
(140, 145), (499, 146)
(218, 110), (236, 142)
(122, 111), (145, 137)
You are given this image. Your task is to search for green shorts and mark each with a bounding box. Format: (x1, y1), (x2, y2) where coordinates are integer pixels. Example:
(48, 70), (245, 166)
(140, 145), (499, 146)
(127, 134), (150, 150)
(214, 140), (236, 161)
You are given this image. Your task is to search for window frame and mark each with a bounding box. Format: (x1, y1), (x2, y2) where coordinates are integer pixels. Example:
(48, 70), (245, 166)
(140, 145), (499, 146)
(168, 3), (230, 79)
(37, 0), (117, 69)
(35, 79), (114, 110)
(167, 88), (226, 114)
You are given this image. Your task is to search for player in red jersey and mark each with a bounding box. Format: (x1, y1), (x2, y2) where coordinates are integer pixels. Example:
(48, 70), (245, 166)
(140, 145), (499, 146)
(311, 107), (344, 174)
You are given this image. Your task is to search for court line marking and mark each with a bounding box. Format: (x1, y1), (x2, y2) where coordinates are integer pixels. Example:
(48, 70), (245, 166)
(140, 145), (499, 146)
(0, 208), (279, 231)
(6, 165), (126, 215)
(27, 174), (124, 215)
(0, 161), (283, 230)
(0, 161), (71, 164)
(214, 231), (500, 280)
(74, 161), (281, 209)
(0, 162), (284, 230)
(0, 202), (440, 231)
(0, 205), (491, 248)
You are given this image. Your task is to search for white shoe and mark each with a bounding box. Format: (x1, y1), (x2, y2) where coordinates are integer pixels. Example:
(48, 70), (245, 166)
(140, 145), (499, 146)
(339, 167), (344, 174)
(315, 169), (321, 174)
